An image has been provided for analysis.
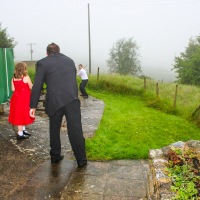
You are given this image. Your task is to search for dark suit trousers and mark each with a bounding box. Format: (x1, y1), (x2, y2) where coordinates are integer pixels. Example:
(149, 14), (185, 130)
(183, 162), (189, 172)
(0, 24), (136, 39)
(79, 79), (88, 96)
(49, 99), (87, 162)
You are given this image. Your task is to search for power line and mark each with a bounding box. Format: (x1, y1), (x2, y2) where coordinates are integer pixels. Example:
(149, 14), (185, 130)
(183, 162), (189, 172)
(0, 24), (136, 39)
(27, 43), (36, 61)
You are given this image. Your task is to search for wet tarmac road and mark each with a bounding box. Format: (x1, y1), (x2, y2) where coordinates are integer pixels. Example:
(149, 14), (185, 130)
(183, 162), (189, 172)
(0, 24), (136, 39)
(0, 97), (149, 200)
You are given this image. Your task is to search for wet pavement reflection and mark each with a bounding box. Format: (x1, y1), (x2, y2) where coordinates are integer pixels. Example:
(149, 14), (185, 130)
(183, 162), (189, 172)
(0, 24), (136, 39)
(0, 97), (149, 200)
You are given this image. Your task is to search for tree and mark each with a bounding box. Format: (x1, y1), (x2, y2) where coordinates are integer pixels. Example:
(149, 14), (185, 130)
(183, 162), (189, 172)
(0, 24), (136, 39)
(0, 23), (17, 48)
(107, 38), (141, 75)
(172, 35), (200, 85)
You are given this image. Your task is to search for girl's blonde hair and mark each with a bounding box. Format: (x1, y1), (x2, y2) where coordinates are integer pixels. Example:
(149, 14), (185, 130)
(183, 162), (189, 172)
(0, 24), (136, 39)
(14, 62), (28, 79)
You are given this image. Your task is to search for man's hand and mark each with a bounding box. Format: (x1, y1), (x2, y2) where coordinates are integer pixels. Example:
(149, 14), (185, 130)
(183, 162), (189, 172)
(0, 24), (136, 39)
(30, 108), (36, 118)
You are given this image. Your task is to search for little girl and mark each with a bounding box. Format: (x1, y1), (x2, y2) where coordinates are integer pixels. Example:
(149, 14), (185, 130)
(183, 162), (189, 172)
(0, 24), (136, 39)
(8, 62), (35, 140)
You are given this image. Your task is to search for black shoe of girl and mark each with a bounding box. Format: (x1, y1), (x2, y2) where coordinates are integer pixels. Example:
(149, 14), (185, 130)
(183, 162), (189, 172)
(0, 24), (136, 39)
(17, 134), (29, 140)
(23, 130), (31, 136)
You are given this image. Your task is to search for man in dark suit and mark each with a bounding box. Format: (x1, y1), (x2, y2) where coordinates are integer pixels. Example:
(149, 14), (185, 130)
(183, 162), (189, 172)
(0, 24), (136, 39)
(29, 43), (87, 168)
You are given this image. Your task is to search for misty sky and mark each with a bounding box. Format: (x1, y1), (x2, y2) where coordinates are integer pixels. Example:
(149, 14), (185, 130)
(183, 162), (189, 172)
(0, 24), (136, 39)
(1, 0), (200, 81)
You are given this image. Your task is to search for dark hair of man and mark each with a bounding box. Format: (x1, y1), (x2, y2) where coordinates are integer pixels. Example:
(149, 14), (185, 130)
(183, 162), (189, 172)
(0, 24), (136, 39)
(46, 43), (60, 55)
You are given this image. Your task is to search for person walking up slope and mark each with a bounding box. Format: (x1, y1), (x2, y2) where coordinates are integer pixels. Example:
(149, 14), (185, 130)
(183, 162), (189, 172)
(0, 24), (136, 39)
(29, 43), (87, 168)
(8, 62), (34, 140)
(77, 64), (88, 98)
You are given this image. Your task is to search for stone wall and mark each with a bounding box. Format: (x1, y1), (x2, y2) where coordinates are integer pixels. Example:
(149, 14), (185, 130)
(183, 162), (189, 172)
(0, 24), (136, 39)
(147, 140), (200, 200)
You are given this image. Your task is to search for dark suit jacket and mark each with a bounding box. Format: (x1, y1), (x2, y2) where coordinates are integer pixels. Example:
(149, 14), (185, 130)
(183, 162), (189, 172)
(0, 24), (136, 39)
(30, 53), (78, 117)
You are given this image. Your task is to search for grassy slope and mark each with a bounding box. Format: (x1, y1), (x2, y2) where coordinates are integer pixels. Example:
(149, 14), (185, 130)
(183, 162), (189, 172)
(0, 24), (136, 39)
(86, 91), (200, 160)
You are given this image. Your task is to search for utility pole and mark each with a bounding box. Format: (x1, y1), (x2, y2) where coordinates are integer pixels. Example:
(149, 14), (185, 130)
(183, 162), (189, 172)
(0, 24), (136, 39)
(27, 43), (36, 61)
(88, 3), (91, 74)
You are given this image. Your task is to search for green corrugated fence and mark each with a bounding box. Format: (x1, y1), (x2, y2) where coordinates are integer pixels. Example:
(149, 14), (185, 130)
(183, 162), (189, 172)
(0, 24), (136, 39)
(0, 48), (14, 104)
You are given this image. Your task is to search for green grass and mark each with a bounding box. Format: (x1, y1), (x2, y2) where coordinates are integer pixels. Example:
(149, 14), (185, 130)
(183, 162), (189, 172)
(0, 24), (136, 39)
(88, 74), (200, 121)
(86, 90), (200, 160)
(86, 74), (200, 160)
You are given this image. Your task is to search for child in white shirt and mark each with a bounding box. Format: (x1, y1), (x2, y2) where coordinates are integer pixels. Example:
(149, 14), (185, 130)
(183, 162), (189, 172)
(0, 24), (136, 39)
(77, 64), (88, 98)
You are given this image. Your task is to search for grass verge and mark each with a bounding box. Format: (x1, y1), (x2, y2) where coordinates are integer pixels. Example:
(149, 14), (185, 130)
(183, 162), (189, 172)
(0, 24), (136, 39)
(86, 90), (200, 160)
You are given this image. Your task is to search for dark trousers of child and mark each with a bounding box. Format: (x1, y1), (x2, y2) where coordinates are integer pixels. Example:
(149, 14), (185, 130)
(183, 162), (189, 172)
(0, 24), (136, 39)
(79, 79), (88, 97)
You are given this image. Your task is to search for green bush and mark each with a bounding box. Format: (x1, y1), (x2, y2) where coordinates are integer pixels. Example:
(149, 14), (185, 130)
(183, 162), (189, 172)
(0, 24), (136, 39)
(27, 65), (35, 83)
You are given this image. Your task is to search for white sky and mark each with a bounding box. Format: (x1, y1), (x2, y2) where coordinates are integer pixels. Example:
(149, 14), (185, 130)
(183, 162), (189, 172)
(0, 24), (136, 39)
(1, 0), (200, 81)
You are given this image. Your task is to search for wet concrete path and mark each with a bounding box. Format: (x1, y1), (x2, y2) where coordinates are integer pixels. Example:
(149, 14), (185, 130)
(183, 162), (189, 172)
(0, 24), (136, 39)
(0, 97), (149, 200)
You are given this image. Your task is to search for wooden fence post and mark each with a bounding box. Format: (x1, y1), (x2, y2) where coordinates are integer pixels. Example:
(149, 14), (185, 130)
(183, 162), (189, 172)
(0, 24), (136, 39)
(156, 82), (159, 98)
(173, 84), (178, 108)
(97, 67), (99, 82)
(144, 77), (146, 93)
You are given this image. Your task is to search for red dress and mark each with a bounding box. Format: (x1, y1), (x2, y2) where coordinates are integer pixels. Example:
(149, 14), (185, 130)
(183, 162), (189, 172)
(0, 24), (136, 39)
(8, 77), (35, 125)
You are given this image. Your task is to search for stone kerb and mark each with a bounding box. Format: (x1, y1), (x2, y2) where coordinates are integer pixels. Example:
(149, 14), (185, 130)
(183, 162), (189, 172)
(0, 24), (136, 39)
(147, 140), (200, 200)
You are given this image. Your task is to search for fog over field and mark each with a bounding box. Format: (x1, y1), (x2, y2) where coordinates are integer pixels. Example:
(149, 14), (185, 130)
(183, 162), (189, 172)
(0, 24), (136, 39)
(1, 0), (200, 82)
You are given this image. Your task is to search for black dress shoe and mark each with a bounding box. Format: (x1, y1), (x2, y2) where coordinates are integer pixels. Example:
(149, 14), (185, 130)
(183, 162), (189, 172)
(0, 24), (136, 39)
(17, 134), (29, 140)
(51, 155), (64, 163)
(23, 130), (31, 136)
(77, 161), (87, 168)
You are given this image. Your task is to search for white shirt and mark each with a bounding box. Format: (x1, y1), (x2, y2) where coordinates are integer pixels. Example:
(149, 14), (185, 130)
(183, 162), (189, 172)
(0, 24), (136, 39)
(77, 68), (88, 80)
